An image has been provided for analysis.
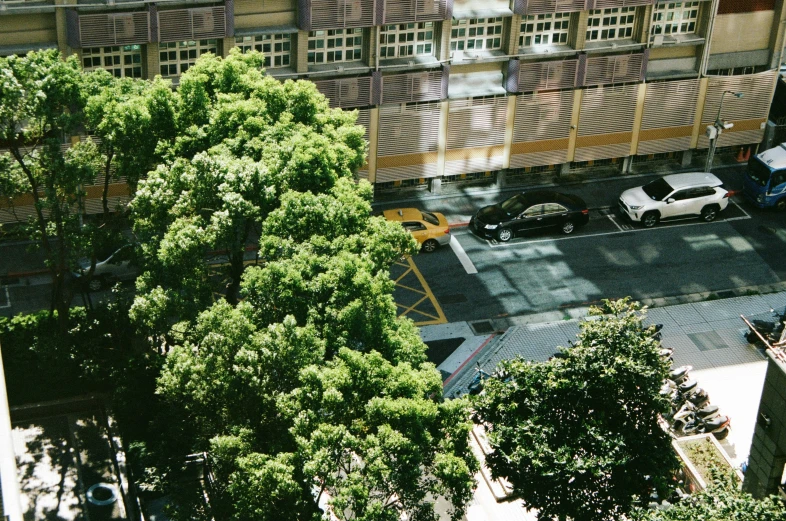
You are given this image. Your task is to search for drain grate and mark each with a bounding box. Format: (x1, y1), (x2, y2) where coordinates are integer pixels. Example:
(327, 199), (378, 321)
(470, 320), (495, 335)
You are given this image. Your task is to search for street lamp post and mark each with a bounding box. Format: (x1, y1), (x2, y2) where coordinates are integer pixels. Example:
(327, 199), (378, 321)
(705, 90), (743, 172)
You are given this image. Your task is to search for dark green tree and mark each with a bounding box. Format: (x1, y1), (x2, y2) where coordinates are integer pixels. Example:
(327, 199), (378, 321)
(0, 50), (100, 328)
(631, 480), (786, 521)
(474, 298), (680, 521)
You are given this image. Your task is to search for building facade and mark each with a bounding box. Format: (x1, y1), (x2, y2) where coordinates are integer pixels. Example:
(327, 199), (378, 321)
(0, 0), (785, 202)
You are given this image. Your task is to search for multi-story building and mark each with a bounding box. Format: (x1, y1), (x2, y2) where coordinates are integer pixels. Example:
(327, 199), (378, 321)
(0, 0), (784, 202)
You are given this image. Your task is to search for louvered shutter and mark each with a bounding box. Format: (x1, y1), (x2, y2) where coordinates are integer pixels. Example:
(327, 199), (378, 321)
(510, 90), (573, 167)
(72, 12), (150, 47)
(158, 7), (227, 42)
(513, 59), (579, 93)
(354, 108), (371, 177)
(381, 0), (449, 24)
(314, 76), (374, 108)
(445, 97), (507, 175)
(298, 0), (376, 30)
(376, 102), (441, 181)
(574, 84), (638, 161)
(520, 0), (586, 15)
(697, 71), (777, 149)
(637, 79), (698, 155)
(592, 0), (653, 7)
(381, 70), (446, 104)
(583, 54), (645, 87)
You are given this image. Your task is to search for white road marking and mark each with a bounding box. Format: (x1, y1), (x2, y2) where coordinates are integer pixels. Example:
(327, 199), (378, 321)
(449, 235), (478, 274)
(731, 199), (751, 218)
(487, 213), (753, 248)
(607, 213), (627, 231)
(0, 287), (10, 309)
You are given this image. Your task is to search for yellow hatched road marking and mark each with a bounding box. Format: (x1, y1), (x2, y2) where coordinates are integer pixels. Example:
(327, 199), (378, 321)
(393, 255), (446, 326)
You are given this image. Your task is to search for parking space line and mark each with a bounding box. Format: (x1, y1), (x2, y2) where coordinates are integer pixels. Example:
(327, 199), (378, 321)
(732, 199), (751, 218)
(607, 213), (627, 231)
(449, 236), (478, 274)
(487, 213), (753, 248)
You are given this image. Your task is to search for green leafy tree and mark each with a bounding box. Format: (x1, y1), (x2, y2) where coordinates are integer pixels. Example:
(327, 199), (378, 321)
(0, 50), (99, 327)
(474, 298), (679, 521)
(631, 480), (786, 521)
(129, 49), (367, 330)
(83, 70), (176, 217)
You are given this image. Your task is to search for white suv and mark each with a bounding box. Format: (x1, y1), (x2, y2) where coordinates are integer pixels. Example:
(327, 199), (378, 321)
(619, 173), (730, 228)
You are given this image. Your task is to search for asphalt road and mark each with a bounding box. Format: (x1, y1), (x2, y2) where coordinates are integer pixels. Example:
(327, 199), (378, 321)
(411, 199), (786, 323)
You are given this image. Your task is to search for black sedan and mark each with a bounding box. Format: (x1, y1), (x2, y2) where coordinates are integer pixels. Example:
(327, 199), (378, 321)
(469, 190), (590, 242)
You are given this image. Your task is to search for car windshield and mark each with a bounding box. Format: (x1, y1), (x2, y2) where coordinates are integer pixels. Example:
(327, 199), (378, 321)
(747, 157), (771, 187)
(500, 195), (526, 215)
(421, 211), (440, 225)
(642, 178), (674, 201)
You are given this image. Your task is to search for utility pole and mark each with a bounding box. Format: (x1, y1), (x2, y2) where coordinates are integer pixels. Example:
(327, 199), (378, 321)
(705, 90), (743, 172)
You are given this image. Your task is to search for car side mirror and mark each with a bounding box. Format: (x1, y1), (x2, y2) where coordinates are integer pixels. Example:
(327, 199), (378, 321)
(666, 198), (675, 204)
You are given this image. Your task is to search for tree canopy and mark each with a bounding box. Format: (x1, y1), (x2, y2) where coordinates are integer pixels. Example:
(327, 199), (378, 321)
(474, 298), (679, 521)
(631, 480), (786, 521)
(129, 49), (368, 329)
(127, 50), (478, 521)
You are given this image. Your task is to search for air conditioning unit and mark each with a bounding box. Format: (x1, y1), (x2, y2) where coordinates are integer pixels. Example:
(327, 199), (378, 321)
(339, 78), (360, 103)
(653, 34), (664, 46)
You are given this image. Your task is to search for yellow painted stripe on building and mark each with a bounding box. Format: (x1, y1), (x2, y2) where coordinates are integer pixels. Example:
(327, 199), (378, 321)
(575, 131), (634, 148)
(376, 151), (440, 169)
(510, 138), (571, 155)
(444, 145), (506, 162)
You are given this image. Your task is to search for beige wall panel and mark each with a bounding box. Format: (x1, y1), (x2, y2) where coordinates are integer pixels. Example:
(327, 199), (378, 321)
(649, 45), (698, 59)
(0, 14), (57, 46)
(235, 13), (297, 29)
(234, 0), (296, 15)
(710, 12), (774, 54)
(377, 152), (440, 168)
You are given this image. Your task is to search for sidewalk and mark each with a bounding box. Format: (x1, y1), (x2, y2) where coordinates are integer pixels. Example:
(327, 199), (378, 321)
(425, 291), (786, 470)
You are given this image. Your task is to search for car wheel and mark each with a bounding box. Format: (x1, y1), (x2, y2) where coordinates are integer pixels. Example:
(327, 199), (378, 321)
(422, 239), (439, 253)
(776, 198), (786, 211)
(561, 221), (576, 235)
(701, 205), (719, 222)
(497, 228), (513, 242)
(642, 212), (659, 228)
(88, 277), (103, 291)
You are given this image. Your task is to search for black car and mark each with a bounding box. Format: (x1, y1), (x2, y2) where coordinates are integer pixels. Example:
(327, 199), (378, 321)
(469, 190), (590, 242)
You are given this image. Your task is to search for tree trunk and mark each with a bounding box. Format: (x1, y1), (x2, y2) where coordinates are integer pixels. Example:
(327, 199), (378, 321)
(102, 147), (114, 218)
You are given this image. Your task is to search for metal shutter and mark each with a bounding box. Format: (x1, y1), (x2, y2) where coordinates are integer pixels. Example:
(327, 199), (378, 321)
(510, 90), (572, 167)
(299, 0), (376, 30)
(376, 102), (440, 181)
(575, 84), (638, 161)
(381, 0), (449, 23)
(637, 79), (699, 155)
(378, 102), (441, 155)
(77, 12), (151, 47)
(515, 0), (587, 15)
(516, 59), (579, 93)
(354, 108), (371, 173)
(381, 70), (446, 104)
(583, 53), (645, 87)
(314, 76), (374, 109)
(697, 71), (777, 149)
(158, 7), (226, 43)
(447, 97), (507, 150)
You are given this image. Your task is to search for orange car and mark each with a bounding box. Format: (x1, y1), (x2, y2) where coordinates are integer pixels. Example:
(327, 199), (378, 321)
(383, 208), (451, 252)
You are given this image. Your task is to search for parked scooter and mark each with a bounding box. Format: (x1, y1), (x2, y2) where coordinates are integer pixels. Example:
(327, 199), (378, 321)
(666, 365), (692, 387)
(745, 307), (785, 345)
(681, 413), (731, 440)
(671, 402), (720, 432)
